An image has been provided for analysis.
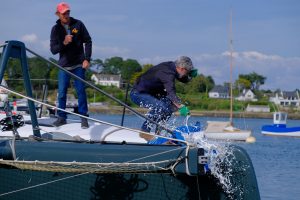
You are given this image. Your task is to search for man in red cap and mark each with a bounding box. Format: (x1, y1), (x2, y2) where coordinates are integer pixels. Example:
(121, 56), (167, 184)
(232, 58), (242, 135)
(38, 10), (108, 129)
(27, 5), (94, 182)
(50, 2), (92, 128)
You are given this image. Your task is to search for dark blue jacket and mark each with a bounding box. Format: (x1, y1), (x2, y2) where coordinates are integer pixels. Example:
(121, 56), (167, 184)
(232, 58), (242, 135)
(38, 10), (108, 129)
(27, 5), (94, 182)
(50, 17), (92, 68)
(133, 61), (190, 104)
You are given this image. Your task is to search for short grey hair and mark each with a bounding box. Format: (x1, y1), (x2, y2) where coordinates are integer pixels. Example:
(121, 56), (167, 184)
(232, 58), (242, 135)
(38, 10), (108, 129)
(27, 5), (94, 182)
(175, 56), (193, 71)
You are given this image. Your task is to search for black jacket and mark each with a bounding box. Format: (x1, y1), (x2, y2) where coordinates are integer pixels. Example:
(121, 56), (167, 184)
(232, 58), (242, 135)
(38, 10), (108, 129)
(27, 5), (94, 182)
(50, 17), (92, 67)
(134, 61), (190, 104)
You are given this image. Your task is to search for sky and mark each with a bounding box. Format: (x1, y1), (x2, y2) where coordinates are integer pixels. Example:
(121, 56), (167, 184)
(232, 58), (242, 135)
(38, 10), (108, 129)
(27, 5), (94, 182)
(0, 0), (299, 91)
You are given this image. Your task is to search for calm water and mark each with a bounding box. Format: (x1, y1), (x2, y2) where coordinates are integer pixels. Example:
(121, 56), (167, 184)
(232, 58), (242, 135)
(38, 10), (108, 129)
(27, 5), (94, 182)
(88, 113), (300, 200)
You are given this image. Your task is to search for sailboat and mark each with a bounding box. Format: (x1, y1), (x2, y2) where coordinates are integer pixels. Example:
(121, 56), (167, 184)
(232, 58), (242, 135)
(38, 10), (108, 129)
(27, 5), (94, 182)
(0, 40), (260, 199)
(203, 11), (253, 142)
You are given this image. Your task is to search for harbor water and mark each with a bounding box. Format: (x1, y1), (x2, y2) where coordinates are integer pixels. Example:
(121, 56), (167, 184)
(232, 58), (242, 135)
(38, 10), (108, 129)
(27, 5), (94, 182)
(89, 113), (300, 200)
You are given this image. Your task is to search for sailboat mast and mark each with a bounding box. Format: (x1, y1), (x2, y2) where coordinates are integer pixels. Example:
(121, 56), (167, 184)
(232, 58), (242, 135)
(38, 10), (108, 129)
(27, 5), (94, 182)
(229, 10), (233, 125)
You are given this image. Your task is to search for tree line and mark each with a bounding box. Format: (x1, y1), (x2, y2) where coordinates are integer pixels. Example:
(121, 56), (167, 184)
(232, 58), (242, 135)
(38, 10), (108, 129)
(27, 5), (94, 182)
(1, 54), (270, 110)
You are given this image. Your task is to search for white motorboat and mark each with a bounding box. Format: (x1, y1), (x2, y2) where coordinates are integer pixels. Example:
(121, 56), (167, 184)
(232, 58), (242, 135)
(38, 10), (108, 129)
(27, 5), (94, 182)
(261, 112), (300, 137)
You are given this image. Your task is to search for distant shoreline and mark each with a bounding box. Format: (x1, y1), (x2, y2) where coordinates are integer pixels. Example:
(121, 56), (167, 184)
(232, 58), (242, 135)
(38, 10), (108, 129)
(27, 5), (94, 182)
(89, 105), (300, 120)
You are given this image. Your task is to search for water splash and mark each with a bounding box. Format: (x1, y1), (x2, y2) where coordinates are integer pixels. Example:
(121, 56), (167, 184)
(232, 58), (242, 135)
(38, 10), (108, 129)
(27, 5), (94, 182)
(177, 116), (249, 198)
(141, 109), (249, 197)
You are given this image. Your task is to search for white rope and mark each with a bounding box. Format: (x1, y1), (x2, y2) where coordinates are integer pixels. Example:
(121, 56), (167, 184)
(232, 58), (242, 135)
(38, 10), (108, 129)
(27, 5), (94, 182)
(122, 146), (187, 163)
(0, 159), (178, 173)
(169, 156), (185, 175)
(185, 145), (191, 175)
(0, 85), (188, 145)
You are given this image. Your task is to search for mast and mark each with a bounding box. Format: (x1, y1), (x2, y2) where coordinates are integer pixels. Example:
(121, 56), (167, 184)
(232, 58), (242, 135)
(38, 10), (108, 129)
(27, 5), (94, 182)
(229, 10), (233, 125)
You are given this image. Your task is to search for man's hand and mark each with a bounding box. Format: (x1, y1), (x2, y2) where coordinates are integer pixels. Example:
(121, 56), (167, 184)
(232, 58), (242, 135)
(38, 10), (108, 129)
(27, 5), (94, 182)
(63, 35), (73, 45)
(82, 60), (90, 69)
(179, 105), (190, 116)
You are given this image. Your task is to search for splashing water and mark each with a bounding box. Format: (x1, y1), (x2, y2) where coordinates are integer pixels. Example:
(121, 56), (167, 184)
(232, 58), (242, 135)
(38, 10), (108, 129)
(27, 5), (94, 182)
(177, 115), (249, 198)
(140, 107), (248, 197)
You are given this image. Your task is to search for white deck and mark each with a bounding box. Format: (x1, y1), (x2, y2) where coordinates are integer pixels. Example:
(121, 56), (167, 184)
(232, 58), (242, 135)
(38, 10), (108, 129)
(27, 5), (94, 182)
(0, 114), (147, 143)
(203, 121), (252, 141)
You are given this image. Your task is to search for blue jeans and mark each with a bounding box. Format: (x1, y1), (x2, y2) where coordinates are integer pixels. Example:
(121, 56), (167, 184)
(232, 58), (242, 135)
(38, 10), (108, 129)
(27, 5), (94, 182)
(57, 67), (88, 119)
(130, 89), (175, 132)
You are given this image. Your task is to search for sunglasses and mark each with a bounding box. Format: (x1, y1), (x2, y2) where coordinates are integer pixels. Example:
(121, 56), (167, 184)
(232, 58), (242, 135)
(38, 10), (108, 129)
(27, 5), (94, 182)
(61, 10), (70, 16)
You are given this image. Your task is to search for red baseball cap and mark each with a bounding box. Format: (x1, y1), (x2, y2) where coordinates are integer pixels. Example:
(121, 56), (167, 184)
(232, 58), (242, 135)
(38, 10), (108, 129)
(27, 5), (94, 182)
(56, 2), (70, 14)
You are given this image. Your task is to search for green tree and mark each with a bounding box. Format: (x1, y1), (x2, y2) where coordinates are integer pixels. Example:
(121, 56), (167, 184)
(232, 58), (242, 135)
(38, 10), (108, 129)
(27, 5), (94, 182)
(120, 59), (142, 81)
(182, 74), (215, 94)
(235, 77), (251, 92)
(239, 72), (266, 91)
(47, 58), (59, 90)
(175, 81), (186, 94)
(28, 57), (49, 78)
(194, 75), (214, 93)
(205, 75), (215, 94)
(103, 57), (123, 74)
(6, 58), (22, 92)
(27, 57), (52, 93)
(195, 75), (207, 93)
(130, 64), (153, 85)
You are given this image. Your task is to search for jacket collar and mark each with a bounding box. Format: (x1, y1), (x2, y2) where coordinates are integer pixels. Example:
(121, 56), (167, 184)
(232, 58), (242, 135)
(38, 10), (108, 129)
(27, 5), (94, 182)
(172, 62), (181, 78)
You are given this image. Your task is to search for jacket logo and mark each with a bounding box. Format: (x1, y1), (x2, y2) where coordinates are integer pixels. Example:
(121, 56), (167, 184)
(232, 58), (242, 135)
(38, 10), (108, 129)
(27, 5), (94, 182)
(72, 28), (78, 34)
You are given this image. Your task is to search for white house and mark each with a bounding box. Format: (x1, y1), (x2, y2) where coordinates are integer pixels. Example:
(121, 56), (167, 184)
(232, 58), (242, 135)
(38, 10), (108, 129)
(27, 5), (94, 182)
(269, 90), (300, 107)
(91, 74), (122, 88)
(236, 89), (257, 102)
(246, 104), (270, 112)
(208, 85), (230, 99)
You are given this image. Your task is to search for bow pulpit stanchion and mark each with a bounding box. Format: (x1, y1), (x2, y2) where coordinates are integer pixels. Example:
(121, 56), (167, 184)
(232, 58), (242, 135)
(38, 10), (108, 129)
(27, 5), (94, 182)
(0, 40), (41, 138)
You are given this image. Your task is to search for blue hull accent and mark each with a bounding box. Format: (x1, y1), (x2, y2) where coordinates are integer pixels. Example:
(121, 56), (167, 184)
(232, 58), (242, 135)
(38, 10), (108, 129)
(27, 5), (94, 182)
(262, 125), (300, 133)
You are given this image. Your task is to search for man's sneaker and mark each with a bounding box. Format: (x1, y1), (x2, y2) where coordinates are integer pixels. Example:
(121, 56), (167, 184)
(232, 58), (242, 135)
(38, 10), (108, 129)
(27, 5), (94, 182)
(53, 117), (67, 127)
(81, 118), (89, 129)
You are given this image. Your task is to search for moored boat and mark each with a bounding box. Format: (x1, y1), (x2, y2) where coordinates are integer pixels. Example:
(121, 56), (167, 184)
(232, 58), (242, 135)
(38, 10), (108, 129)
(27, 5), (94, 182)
(204, 121), (252, 141)
(261, 112), (300, 137)
(203, 12), (253, 142)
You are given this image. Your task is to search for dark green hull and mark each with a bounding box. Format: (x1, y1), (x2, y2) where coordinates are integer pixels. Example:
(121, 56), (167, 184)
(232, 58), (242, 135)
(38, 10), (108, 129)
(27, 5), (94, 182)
(0, 169), (224, 200)
(0, 140), (259, 200)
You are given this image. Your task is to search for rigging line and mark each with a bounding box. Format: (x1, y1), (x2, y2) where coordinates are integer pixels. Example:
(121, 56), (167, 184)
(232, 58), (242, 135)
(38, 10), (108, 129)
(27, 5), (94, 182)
(169, 156), (185, 175)
(0, 85), (188, 145)
(123, 146), (188, 163)
(126, 145), (190, 176)
(229, 10), (234, 125)
(25, 47), (174, 135)
(0, 172), (90, 197)
(0, 146), (189, 197)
